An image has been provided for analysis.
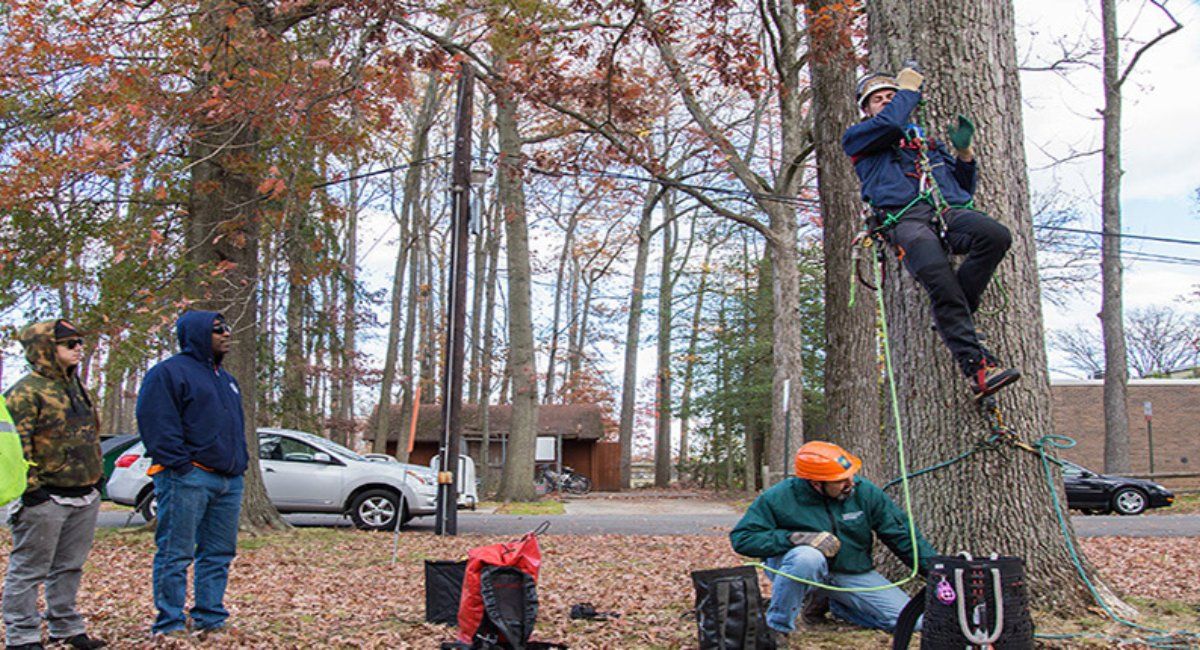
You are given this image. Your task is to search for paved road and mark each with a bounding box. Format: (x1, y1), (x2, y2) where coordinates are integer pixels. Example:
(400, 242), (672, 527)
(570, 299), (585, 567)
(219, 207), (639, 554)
(97, 510), (1200, 538)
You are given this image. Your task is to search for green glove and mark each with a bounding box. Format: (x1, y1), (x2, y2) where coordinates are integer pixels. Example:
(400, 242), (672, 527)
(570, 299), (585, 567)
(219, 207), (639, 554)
(946, 115), (975, 150)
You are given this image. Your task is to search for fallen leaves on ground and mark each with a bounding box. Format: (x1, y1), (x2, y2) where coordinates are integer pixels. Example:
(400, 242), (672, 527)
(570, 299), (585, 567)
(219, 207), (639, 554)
(1, 529), (1198, 648)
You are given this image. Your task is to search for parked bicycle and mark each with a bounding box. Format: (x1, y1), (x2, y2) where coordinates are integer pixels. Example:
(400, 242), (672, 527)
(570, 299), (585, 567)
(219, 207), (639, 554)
(535, 464), (592, 495)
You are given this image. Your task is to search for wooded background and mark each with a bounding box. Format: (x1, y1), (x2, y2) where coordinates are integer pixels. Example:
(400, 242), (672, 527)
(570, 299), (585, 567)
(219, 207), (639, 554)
(1, 1), (1197, 601)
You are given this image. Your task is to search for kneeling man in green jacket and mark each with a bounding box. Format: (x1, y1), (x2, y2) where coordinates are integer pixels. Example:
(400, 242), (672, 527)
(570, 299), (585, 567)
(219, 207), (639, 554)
(730, 441), (937, 640)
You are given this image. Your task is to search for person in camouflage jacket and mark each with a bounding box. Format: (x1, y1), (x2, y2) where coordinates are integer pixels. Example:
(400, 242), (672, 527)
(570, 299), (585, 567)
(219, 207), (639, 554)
(3, 320), (107, 650)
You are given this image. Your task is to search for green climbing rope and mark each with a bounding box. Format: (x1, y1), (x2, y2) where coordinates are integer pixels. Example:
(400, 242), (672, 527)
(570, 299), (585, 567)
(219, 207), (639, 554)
(1031, 434), (1200, 648)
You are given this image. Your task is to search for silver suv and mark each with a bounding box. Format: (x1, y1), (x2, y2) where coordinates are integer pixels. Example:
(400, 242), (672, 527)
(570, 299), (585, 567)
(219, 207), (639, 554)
(106, 428), (438, 531)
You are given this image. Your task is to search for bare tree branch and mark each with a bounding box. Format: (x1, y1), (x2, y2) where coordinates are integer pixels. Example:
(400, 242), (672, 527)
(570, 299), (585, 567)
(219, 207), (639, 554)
(1117, 0), (1182, 88)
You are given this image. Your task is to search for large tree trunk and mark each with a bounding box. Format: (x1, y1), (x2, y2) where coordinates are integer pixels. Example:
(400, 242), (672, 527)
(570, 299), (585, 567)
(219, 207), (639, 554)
(868, 0), (1115, 612)
(494, 71), (538, 502)
(618, 186), (657, 488)
(1099, 0), (1129, 474)
(808, 0), (882, 478)
(187, 6), (282, 532)
(763, 0), (807, 487)
(654, 194), (677, 487)
(280, 204), (312, 432)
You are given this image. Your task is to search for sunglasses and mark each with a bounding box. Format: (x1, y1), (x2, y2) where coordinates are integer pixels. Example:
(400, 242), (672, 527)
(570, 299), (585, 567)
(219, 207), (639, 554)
(58, 338), (85, 350)
(212, 324), (231, 335)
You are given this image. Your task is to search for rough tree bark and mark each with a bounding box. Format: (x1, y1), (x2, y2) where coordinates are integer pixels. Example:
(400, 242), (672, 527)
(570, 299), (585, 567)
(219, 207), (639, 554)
(280, 201), (313, 432)
(494, 64), (538, 502)
(186, 1), (287, 532)
(807, 0), (882, 479)
(868, 0), (1121, 611)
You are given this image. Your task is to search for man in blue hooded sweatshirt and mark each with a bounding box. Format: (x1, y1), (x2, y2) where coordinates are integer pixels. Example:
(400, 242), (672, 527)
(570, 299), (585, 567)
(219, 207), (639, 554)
(842, 67), (1020, 400)
(136, 311), (248, 638)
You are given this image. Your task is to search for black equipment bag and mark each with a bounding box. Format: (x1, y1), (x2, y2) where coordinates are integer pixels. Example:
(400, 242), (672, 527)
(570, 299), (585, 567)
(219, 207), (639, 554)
(441, 565), (570, 649)
(691, 566), (777, 650)
(426, 560), (468, 625)
(893, 554), (1034, 649)
(476, 566), (539, 649)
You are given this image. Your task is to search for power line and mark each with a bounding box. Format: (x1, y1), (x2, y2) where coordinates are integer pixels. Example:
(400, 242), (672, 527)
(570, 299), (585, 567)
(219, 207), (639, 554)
(525, 164), (821, 208)
(310, 152), (452, 190)
(1034, 224), (1200, 247)
(1043, 241), (1200, 268)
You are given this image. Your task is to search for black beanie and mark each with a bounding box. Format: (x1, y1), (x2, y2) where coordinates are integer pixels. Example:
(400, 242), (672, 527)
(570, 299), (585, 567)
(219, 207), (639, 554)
(54, 319), (82, 341)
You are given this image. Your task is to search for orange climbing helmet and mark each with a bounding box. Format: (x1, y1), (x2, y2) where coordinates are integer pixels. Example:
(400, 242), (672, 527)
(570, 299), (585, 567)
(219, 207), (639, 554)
(793, 441), (862, 482)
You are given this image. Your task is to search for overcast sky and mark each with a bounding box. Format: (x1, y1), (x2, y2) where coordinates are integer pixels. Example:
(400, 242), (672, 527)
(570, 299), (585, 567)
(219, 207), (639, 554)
(1017, 0), (1200, 376)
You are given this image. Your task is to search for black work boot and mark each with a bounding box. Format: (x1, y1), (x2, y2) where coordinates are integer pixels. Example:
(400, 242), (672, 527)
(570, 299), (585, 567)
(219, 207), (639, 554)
(970, 361), (1020, 399)
(768, 627), (790, 648)
(6, 643), (45, 650)
(48, 634), (106, 650)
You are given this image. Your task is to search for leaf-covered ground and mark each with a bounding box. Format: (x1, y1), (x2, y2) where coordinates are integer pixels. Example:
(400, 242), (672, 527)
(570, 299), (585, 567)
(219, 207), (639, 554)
(1, 528), (1198, 648)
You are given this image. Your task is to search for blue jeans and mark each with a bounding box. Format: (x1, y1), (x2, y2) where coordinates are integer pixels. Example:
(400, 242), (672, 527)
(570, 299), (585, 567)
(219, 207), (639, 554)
(764, 546), (916, 633)
(151, 468), (243, 634)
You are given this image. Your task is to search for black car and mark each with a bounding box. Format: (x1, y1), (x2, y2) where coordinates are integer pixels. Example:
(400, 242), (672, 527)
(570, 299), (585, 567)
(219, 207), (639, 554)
(1062, 461), (1174, 515)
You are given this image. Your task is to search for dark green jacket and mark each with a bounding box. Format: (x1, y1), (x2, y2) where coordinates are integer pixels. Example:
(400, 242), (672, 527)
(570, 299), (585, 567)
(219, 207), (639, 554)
(730, 476), (937, 575)
(4, 321), (103, 492)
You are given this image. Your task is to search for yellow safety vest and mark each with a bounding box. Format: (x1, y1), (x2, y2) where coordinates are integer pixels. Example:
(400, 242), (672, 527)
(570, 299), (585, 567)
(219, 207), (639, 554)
(0, 394), (29, 505)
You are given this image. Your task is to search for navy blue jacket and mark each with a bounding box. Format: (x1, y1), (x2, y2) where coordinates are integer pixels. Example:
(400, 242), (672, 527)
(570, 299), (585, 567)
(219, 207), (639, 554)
(135, 311), (248, 476)
(841, 89), (976, 210)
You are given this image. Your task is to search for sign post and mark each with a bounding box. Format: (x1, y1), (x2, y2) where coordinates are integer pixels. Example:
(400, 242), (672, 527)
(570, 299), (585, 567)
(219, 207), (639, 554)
(1143, 401), (1155, 475)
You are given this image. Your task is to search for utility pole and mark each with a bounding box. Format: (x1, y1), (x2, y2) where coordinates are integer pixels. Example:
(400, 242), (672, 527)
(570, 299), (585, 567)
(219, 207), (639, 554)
(435, 62), (474, 536)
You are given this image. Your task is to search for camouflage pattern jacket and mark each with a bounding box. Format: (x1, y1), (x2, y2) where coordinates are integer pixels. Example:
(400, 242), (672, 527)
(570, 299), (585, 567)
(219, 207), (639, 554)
(4, 321), (103, 492)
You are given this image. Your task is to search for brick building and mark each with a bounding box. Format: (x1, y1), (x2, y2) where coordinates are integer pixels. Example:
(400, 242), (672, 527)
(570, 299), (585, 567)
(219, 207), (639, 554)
(1051, 379), (1200, 482)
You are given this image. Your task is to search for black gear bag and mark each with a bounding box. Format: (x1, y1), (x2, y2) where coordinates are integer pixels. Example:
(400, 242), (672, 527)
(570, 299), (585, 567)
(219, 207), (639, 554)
(440, 566), (568, 650)
(426, 560), (468, 625)
(691, 566), (777, 650)
(892, 553), (1034, 649)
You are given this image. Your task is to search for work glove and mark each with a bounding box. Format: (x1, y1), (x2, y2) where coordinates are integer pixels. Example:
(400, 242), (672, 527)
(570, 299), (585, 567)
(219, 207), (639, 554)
(21, 487), (51, 508)
(946, 115), (975, 150)
(896, 67), (924, 92)
(789, 531), (841, 558)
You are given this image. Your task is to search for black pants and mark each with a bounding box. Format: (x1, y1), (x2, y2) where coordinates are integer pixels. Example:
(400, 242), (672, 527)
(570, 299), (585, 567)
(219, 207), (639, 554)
(884, 202), (1011, 376)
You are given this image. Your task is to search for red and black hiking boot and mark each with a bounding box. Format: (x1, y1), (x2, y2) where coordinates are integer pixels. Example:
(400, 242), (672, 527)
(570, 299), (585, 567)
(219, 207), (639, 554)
(970, 362), (1021, 399)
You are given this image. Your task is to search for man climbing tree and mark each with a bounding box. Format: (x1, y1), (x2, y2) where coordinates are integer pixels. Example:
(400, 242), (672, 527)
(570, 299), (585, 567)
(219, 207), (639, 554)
(842, 67), (1019, 399)
(862, 0), (1128, 615)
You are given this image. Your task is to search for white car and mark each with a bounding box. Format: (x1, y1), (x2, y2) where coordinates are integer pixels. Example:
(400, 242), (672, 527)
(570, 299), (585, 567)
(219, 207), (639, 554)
(106, 428), (438, 531)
